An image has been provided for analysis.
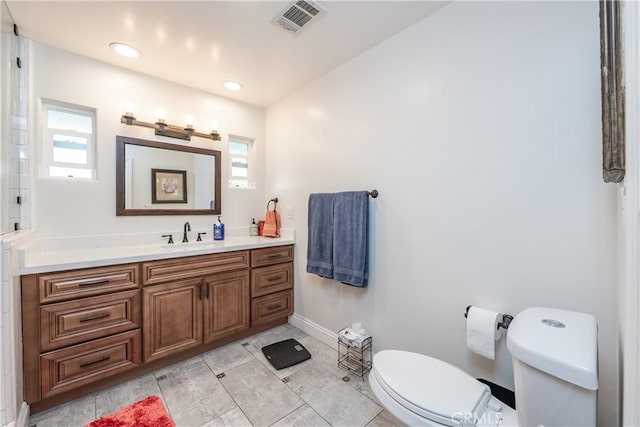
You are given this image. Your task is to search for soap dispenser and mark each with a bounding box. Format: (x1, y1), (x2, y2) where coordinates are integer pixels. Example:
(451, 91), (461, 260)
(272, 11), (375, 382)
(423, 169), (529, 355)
(213, 216), (225, 241)
(249, 218), (258, 236)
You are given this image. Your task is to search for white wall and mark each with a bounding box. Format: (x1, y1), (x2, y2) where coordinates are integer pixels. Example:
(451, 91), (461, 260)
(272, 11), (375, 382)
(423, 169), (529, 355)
(126, 145), (201, 210)
(30, 42), (267, 238)
(1, 231), (33, 427)
(266, 2), (619, 425)
(620, 1), (640, 425)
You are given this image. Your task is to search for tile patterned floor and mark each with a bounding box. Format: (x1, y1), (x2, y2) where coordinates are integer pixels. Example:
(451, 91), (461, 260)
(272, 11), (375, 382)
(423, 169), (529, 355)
(29, 324), (401, 427)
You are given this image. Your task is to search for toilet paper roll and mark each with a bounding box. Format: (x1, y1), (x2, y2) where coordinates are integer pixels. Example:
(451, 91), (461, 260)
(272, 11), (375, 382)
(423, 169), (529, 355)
(466, 306), (503, 360)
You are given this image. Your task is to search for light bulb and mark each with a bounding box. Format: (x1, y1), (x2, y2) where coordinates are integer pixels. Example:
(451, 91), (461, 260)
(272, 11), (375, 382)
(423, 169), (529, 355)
(110, 42), (141, 59)
(223, 81), (243, 91)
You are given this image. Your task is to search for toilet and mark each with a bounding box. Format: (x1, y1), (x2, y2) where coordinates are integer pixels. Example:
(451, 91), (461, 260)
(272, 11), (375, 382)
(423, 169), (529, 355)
(369, 307), (598, 427)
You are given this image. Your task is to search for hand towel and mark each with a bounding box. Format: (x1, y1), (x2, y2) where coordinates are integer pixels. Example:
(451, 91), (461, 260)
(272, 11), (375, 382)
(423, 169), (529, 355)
(306, 193), (335, 278)
(263, 209), (280, 238)
(332, 191), (368, 287)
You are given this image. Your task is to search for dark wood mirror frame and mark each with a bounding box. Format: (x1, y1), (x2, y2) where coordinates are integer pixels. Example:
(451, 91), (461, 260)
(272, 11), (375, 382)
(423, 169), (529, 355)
(116, 135), (222, 216)
(600, 0), (625, 183)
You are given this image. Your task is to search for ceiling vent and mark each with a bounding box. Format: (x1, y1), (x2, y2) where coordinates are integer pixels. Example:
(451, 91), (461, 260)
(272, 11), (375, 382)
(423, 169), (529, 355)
(272, 0), (327, 35)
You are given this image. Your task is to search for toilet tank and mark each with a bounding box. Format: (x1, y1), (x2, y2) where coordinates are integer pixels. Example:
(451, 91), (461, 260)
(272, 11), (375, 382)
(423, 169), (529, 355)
(506, 307), (598, 427)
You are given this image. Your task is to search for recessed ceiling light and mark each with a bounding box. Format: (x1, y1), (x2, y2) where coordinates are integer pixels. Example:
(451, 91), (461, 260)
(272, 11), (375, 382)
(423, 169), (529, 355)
(223, 81), (243, 91)
(109, 42), (141, 59)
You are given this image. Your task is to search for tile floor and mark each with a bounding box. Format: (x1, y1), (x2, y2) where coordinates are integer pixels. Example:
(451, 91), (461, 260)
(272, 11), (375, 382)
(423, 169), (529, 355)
(29, 324), (401, 427)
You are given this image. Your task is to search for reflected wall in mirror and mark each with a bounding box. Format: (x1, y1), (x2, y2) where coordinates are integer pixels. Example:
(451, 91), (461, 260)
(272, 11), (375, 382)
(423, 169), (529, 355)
(116, 135), (221, 215)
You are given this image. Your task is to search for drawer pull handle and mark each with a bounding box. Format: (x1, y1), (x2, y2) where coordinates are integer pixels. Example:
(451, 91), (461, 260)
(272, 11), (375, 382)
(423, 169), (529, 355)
(79, 356), (110, 368)
(267, 276), (283, 283)
(267, 254), (282, 259)
(79, 313), (110, 323)
(267, 304), (282, 311)
(79, 279), (109, 287)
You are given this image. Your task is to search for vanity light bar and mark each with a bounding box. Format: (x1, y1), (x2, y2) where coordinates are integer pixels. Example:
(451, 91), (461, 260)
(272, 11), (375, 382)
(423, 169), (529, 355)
(120, 113), (221, 142)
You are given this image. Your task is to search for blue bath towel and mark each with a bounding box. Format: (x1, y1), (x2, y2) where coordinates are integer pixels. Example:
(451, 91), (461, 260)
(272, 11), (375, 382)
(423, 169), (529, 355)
(332, 191), (368, 287)
(306, 193), (336, 278)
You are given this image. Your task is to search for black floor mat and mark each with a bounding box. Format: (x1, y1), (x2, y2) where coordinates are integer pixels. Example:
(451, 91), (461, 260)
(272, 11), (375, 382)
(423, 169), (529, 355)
(262, 339), (311, 370)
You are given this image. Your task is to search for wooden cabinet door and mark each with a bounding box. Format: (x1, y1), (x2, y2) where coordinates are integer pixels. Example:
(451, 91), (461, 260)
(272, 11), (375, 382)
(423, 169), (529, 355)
(203, 271), (249, 343)
(143, 278), (203, 362)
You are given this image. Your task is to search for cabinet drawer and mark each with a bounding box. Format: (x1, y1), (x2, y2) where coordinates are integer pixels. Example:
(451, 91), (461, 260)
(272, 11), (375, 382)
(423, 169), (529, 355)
(38, 264), (139, 304)
(40, 329), (141, 399)
(251, 263), (293, 298)
(251, 289), (293, 326)
(251, 245), (293, 268)
(40, 290), (141, 352)
(142, 251), (249, 285)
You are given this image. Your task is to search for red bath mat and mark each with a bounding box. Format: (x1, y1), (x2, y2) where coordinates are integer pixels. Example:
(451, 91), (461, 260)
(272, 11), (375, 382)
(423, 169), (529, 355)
(85, 395), (175, 427)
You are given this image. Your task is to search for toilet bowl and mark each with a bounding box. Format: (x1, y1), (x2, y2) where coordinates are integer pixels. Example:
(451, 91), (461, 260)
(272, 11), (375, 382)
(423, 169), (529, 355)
(369, 307), (598, 427)
(369, 350), (518, 426)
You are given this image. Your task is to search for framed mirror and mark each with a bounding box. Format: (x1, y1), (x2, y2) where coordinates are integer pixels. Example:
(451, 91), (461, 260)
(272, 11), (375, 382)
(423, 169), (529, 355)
(116, 135), (221, 215)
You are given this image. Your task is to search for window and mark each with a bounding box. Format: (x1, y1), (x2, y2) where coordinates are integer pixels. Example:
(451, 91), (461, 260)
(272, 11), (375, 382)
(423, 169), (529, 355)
(228, 136), (254, 189)
(43, 102), (96, 179)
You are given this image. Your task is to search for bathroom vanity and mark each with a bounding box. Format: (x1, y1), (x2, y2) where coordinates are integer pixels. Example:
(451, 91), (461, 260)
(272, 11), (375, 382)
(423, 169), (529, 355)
(20, 241), (294, 412)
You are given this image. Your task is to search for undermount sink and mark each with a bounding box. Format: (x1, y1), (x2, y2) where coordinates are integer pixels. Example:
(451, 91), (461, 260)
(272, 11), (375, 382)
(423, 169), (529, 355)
(161, 240), (223, 250)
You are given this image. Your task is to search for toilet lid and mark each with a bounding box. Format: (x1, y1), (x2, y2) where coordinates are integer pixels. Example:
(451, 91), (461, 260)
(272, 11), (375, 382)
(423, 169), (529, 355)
(372, 350), (491, 426)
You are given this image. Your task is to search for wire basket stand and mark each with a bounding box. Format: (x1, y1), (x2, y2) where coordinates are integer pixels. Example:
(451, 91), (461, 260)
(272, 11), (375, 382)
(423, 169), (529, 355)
(337, 327), (372, 379)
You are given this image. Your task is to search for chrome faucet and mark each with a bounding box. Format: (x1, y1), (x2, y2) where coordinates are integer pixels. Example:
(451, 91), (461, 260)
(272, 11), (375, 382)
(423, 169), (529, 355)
(182, 222), (191, 243)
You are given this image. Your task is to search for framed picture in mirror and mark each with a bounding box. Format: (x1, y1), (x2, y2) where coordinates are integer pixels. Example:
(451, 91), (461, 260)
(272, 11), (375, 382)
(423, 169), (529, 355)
(151, 169), (187, 203)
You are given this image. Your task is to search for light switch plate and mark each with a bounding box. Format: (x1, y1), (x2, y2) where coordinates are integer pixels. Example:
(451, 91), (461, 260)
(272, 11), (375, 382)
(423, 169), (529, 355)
(285, 205), (294, 219)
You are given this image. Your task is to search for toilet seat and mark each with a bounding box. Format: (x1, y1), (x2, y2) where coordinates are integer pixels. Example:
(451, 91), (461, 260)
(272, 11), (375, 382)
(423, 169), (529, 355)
(371, 350), (493, 426)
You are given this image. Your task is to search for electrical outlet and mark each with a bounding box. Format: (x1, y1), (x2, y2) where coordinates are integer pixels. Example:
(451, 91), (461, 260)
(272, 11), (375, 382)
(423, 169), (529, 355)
(286, 205), (294, 219)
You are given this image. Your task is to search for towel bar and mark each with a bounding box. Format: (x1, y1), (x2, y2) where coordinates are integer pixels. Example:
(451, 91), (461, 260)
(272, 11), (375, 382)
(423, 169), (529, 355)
(267, 197), (278, 210)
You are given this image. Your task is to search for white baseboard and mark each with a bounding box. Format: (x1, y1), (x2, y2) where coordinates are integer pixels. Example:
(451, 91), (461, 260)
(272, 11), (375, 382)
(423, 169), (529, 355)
(9, 402), (28, 427)
(288, 313), (338, 349)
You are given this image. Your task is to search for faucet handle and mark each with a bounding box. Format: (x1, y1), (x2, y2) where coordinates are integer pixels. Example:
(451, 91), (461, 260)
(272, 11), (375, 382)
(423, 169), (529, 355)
(197, 232), (207, 242)
(162, 234), (174, 244)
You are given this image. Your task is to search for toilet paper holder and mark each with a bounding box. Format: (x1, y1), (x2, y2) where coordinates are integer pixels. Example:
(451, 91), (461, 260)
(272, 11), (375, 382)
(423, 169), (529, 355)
(464, 305), (514, 330)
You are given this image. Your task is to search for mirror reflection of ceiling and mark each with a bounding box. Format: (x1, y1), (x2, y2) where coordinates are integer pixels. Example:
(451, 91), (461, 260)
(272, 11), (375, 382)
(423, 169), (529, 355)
(6, 1), (448, 107)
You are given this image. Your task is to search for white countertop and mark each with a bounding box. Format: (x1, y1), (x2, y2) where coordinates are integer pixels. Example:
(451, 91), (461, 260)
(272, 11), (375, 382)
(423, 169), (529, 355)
(19, 234), (295, 275)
